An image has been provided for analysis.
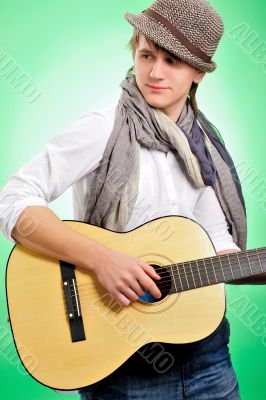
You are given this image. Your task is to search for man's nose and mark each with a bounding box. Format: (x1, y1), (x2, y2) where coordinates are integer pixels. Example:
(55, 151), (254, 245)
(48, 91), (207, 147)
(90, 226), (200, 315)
(149, 59), (166, 79)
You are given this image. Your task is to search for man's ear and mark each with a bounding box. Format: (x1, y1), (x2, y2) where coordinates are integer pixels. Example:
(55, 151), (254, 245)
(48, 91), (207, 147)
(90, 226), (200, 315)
(193, 70), (206, 84)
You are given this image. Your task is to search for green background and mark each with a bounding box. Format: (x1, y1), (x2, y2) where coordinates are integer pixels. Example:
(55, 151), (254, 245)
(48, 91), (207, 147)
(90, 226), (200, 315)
(0, 1), (265, 399)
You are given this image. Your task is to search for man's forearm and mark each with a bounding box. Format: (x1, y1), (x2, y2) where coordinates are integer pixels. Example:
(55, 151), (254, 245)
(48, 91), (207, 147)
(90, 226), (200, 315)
(11, 206), (111, 273)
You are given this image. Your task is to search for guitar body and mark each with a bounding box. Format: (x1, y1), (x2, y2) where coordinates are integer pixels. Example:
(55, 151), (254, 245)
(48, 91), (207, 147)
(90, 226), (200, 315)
(6, 216), (225, 390)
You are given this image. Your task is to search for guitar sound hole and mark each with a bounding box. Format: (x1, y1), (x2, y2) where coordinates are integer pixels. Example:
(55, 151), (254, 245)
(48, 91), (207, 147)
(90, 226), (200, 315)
(139, 264), (171, 303)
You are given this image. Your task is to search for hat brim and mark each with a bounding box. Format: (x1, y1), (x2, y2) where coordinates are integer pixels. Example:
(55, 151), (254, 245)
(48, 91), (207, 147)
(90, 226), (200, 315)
(124, 12), (216, 73)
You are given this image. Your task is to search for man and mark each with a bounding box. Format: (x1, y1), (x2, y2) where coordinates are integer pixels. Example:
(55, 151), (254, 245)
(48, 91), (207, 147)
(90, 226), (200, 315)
(1, 0), (265, 399)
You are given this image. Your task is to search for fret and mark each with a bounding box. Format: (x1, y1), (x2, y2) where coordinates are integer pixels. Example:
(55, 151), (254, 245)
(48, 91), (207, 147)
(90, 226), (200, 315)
(182, 262), (190, 289)
(236, 252), (244, 277)
(195, 259), (203, 287)
(175, 264), (184, 292)
(190, 260), (202, 288)
(203, 259), (210, 285)
(198, 259), (209, 286)
(188, 261), (196, 288)
(210, 257), (218, 284)
(256, 249), (264, 274)
(198, 258), (209, 285)
(177, 263), (189, 291)
(260, 249), (266, 267)
(169, 264), (178, 293)
(226, 253), (235, 279)
(218, 256), (227, 282)
(227, 252), (243, 280)
(246, 252), (254, 275)
(170, 264), (187, 294)
(183, 262), (195, 289)
(169, 265), (182, 293)
(211, 256), (224, 283)
(246, 248), (266, 275)
(201, 257), (216, 285)
(238, 251), (253, 278)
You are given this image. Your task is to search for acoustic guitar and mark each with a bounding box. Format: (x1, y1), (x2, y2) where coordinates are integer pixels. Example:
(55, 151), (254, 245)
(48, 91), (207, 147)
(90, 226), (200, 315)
(5, 215), (265, 390)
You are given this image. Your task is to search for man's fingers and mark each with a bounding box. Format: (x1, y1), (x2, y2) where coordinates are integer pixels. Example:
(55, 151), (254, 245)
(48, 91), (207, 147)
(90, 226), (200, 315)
(130, 281), (146, 296)
(121, 287), (139, 302)
(139, 261), (161, 280)
(138, 274), (162, 299)
(116, 293), (131, 307)
(149, 282), (162, 299)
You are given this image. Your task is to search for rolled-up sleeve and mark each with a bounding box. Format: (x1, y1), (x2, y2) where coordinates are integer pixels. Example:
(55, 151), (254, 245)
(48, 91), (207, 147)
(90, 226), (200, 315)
(0, 109), (112, 243)
(193, 186), (241, 253)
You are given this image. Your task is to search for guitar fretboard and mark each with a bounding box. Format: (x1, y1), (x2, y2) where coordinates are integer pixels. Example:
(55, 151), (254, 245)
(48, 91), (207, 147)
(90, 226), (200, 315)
(165, 248), (266, 293)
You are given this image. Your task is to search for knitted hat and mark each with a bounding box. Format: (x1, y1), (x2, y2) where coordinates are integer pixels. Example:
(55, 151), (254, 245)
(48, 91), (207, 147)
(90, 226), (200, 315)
(124, 0), (224, 72)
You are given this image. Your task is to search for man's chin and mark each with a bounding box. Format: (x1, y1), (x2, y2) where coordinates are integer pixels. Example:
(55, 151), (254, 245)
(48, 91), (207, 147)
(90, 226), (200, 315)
(143, 95), (167, 109)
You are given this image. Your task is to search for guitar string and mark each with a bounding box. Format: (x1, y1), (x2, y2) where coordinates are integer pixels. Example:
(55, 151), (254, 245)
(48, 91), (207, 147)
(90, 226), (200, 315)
(70, 249), (266, 290)
(65, 254), (266, 300)
(69, 252), (266, 295)
(63, 259), (266, 307)
(65, 262), (261, 308)
(76, 265), (264, 302)
(68, 251), (266, 290)
(73, 259), (266, 305)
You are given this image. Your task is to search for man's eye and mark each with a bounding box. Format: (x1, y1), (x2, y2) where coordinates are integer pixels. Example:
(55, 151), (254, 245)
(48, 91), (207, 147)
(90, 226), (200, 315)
(167, 56), (181, 64)
(166, 57), (176, 64)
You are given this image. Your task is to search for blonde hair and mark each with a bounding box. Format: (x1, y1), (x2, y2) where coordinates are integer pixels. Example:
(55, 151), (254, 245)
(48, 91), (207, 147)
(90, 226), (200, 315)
(126, 27), (199, 116)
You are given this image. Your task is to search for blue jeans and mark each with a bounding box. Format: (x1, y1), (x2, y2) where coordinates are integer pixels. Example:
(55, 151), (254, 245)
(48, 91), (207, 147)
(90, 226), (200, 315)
(80, 317), (240, 400)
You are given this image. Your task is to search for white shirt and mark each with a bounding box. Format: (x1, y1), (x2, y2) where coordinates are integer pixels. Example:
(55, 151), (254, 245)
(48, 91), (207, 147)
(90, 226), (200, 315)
(0, 103), (240, 252)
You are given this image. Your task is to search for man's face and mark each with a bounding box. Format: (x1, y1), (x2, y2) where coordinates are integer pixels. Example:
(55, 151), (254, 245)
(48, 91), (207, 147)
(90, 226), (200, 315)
(134, 34), (205, 122)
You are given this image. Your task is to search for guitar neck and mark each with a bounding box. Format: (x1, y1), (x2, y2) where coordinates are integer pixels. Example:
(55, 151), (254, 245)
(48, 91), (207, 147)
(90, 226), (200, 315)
(167, 247), (266, 293)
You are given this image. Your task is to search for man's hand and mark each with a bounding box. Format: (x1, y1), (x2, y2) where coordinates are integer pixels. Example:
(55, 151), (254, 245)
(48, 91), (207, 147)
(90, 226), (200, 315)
(92, 249), (162, 307)
(217, 249), (240, 256)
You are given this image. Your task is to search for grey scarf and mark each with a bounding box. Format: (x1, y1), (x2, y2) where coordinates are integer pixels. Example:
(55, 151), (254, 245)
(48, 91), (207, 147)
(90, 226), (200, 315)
(85, 74), (247, 250)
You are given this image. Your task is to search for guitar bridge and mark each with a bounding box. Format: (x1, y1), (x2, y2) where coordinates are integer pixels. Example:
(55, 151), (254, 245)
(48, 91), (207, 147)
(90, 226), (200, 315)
(60, 261), (86, 342)
(63, 279), (81, 320)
